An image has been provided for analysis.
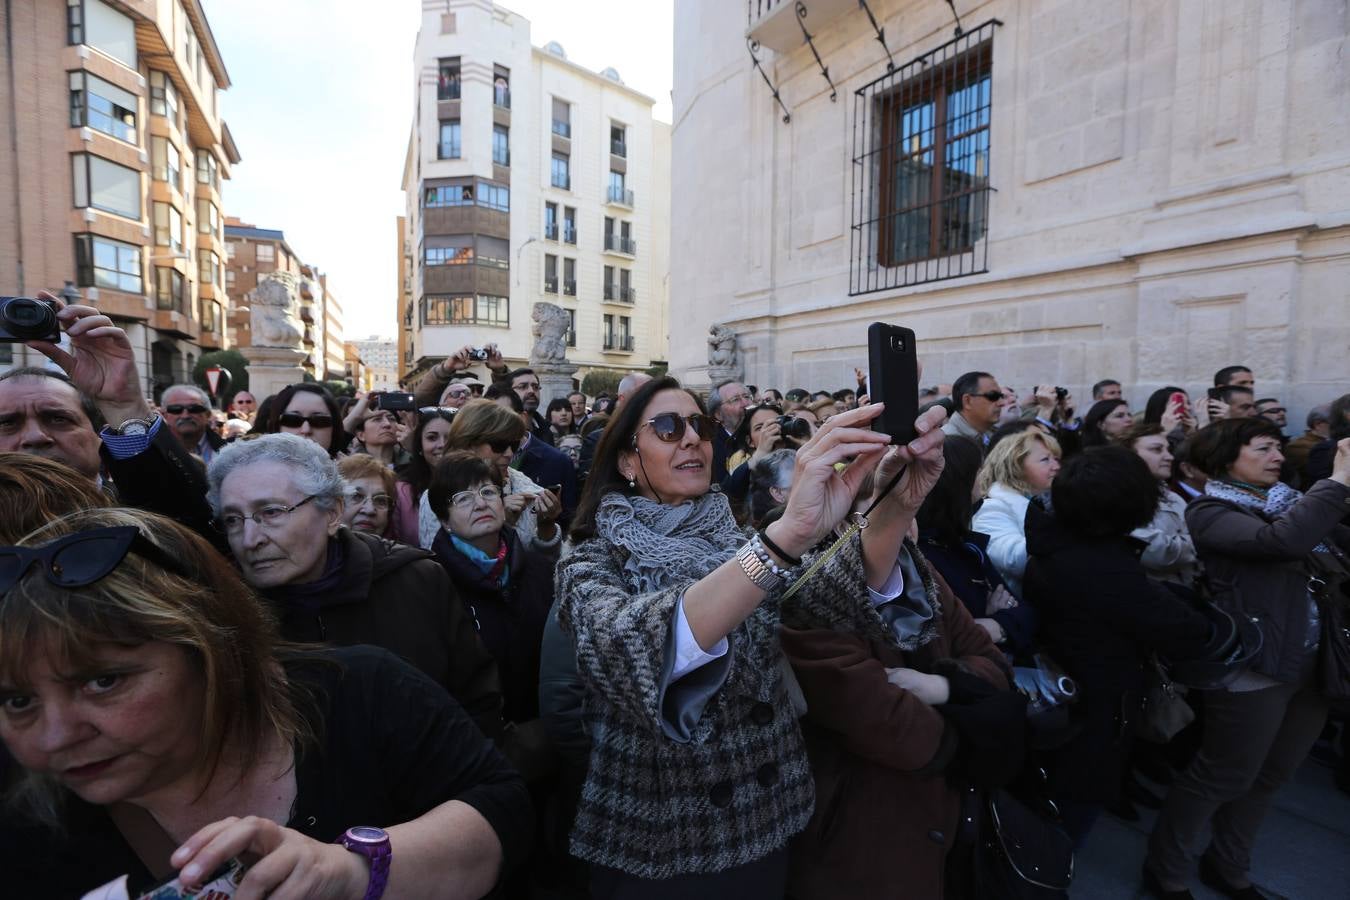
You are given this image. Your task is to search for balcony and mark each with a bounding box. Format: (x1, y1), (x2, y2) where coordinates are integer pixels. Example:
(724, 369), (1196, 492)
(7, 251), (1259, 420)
(604, 233), (637, 255)
(563, 279), (576, 296)
(604, 335), (636, 351)
(544, 222), (559, 240)
(552, 120), (571, 138)
(611, 138), (627, 157)
(747, 0), (857, 53)
(606, 186), (634, 207)
(563, 225), (577, 244)
(544, 277), (558, 293)
(603, 283), (636, 303)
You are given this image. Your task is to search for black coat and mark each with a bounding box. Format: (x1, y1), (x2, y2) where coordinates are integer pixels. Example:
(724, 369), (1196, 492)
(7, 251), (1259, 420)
(917, 528), (1039, 658)
(101, 424), (228, 555)
(1022, 504), (1212, 803)
(517, 435), (579, 529)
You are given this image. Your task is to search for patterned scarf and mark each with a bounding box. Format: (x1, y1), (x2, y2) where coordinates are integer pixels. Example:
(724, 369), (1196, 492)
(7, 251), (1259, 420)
(594, 491), (746, 593)
(1206, 479), (1331, 553)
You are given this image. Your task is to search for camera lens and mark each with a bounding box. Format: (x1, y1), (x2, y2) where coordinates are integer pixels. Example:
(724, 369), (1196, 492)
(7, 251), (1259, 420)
(1, 298), (58, 339)
(777, 415), (810, 439)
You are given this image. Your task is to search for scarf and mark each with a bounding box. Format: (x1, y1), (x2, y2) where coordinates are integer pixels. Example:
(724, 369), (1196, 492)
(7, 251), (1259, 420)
(263, 536), (345, 614)
(1206, 479), (1331, 553)
(451, 533), (510, 588)
(594, 491), (746, 593)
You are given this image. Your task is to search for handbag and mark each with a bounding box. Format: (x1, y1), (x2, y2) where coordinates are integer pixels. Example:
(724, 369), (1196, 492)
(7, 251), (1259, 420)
(1308, 550), (1350, 703)
(1133, 653), (1194, 743)
(968, 787), (1074, 899)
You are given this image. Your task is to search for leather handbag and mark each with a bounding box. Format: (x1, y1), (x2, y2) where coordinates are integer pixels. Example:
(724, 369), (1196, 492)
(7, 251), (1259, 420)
(970, 788), (1075, 899)
(1308, 549), (1350, 704)
(1133, 654), (1194, 743)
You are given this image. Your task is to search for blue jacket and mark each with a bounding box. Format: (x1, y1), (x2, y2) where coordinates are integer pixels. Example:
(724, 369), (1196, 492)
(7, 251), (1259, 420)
(917, 528), (1038, 658)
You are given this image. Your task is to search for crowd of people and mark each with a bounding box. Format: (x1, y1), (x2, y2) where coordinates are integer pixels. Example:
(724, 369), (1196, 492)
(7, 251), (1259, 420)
(1, 290), (1348, 900)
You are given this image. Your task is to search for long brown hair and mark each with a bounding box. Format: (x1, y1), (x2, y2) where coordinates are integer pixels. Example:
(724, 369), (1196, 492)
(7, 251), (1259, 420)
(447, 399), (526, 451)
(1, 508), (317, 828)
(0, 453), (109, 543)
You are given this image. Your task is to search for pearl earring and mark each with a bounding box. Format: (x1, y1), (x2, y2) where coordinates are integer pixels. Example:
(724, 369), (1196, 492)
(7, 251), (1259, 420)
(625, 472), (636, 488)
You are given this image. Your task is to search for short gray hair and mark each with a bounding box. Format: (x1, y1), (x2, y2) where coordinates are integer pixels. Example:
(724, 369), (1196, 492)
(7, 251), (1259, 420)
(1307, 404), (1331, 428)
(751, 448), (796, 491)
(206, 433), (345, 515)
(162, 383), (211, 406)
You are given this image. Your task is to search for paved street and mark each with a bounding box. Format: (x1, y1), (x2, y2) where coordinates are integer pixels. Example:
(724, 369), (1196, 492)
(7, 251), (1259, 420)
(1075, 756), (1350, 899)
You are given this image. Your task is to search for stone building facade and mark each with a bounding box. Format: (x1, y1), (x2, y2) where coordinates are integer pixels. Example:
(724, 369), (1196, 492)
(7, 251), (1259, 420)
(671, 0), (1350, 421)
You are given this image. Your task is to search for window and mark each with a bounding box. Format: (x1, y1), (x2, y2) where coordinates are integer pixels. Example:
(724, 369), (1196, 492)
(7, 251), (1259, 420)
(71, 153), (139, 218)
(563, 206), (577, 244)
(563, 258), (576, 295)
(603, 264), (614, 299)
(620, 267), (633, 302)
(199, 250), (218, 288)
(607, 170), (631, 206)
(422, 180), (508, 211)
(438, 57), (461, 100)
(74, 233), (141, 293)
(438, 120), (460, 159)
(493, 125), (509, 166)
(225, 268), (235, 288)
(155, 267), (185, 312)
(476, 236), (509, 269)
(225, 241), (237, 260)
(202, 299), (222, 334)
(493, 66), (510, 108)
(256, 243), (275, 263)
(611, 122), (626, 157)
(475, 180), (509, 212)
(149, 71), (178, 124)
(66, 0), (82, 44)
(544, 202), (558, 240)
(619, 315), (633, 349)
(153, 202), (183, 251)
(852, 21), (996, 293)
(76, 0), (136, 68)
(196, 197), (219, 236)
(544, 254), (558, 293)
(565, 308), (576, 347)
(425, 245), (474, 266)
(69, 71), (136, 143)
(551, 98), (571, 138)
(603, 313), (615, 349)
(151, 136), (180, 187)
(423, 294), (509, 327)
(551, 153), (570, 190)
(195, 149), (219, 190)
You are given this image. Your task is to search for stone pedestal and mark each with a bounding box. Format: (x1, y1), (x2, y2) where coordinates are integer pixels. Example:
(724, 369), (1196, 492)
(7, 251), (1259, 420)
(535, 363), (579, 408)
(242, 346), (309, 401)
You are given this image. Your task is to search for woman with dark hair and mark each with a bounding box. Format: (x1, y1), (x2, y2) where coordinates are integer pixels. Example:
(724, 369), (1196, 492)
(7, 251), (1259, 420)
(0, 507), (530, 897)
(546, 397), (576, 441)
(1145, 420), (1350, 899)
(1024, 447), (1217, 846)
(1116, 422), (1200, 589)
(916, 435), (1037, 656)
(265, 383), (349, 456)
(1080, 398), (1134, 449)
(392, 407), (456, 544)
(559, 375), (947, 895)
(724, 403), (787, 505)
(1143, 387), (1196, 449)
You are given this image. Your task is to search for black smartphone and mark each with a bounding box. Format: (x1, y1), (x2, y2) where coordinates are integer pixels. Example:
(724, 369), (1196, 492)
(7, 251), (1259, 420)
(1206, 387), (1224, 402)
(373, 391), (416, 412)
(867, 322), (919, 445)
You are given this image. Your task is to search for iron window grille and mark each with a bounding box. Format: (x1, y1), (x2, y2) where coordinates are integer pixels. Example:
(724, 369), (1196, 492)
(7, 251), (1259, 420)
(850, 20), (998, 295)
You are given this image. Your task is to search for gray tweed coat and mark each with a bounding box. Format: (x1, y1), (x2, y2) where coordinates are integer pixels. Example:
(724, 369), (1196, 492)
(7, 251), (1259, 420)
(557, 526), (876, 879)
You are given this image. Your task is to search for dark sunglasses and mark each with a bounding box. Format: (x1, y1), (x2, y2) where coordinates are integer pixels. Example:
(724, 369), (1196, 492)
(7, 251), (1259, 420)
(165, 403), (209, 415)
(636, 412), (717, 444)
(488, 439), (520, 455)
(0, 526), (190, 595)
(973, 391), (1005, 403)
(278, 413), (334, 429)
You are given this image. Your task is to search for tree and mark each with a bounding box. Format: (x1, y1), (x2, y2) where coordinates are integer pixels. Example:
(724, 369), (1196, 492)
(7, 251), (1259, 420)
(581, 368), (624, 398)
(323, 379), (356, 398)
(193, 350), (249, 403)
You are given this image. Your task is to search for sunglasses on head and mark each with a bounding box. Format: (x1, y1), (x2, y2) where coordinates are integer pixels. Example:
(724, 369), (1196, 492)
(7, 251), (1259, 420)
(0, 526), (191, 595)
(488, 439), (520, 455)
(278, 412), (334, 429)
(635, 412), (718, 445)
(165, 404), (209, 415)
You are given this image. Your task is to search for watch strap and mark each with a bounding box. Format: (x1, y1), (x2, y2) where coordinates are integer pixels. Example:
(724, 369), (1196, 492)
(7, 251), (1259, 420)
(736, 540), (784, 592)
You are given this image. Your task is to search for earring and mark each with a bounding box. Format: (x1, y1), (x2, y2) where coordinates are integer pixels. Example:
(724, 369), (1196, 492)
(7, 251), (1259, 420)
(624, 472), (636, 488)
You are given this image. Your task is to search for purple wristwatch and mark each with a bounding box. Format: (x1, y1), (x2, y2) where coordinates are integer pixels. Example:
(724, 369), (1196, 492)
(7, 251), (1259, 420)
(338, 826), (391, 900)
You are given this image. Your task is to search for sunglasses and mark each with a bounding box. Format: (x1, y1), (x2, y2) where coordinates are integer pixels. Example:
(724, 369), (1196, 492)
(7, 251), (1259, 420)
(165, 404), (209, 415)
(636, 412), (718, 444)
(278, 413), (334, 429)
(488, 439), (520, 455)
(419, 406), (459, 416)
(0, 526), (190, 595)
(972, 391), (1005, 403)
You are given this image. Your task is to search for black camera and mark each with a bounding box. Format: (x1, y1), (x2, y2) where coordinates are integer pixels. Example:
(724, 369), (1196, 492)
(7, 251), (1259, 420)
(371, 391), (416, 412)
(1055, 386), (1068, 400)
(467, 347), (490, 361)
(776, 415), (812, 440)
(0, 296), (60, 343)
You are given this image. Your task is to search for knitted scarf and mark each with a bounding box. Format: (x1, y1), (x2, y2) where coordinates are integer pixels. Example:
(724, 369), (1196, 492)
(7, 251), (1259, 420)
(1206, 479), (1331, 553)
(594, 491), (746, 593)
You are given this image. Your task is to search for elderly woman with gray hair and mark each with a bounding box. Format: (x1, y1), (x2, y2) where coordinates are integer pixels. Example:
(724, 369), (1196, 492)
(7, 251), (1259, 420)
(207, 433), (504, 733)
(748, 448), (796, 528)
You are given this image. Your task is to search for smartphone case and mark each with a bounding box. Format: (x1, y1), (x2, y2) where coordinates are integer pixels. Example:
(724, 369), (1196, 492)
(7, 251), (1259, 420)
(867, 322), (919, 445)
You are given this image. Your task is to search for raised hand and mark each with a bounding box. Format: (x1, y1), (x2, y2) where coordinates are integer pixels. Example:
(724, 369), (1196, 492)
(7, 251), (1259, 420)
(26, 290), (148, 423)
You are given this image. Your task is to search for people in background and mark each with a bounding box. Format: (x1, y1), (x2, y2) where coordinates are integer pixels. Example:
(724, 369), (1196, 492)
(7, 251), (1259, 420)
(337, 453), (397, 537)
(972, 428), (1063, 598)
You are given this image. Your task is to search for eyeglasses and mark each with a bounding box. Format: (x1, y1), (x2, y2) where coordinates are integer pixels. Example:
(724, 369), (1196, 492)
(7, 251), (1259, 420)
(165, 403), (209, 415)
(419, 406), (458, 416)
(278, 412), (334, 429)
(487, 439), (520, 455)
(444, 388), (471, 397)
(213, 495), (319, 534)
(972, 391), (1005, 403)
(722, 392), (753, 405)
(636, 412), (718, 444)
(347, 490), (392, 510)
(0, 526), (190, 595)
(514, 381), (541, 392)
(450, 485), (503, 511)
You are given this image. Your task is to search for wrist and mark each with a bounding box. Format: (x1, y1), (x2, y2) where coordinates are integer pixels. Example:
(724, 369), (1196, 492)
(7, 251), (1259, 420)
(930, 674), (950, 705)
(337, 845), (371, 900)
(98, 399), (153, 428)
(764, 519), (811, 563)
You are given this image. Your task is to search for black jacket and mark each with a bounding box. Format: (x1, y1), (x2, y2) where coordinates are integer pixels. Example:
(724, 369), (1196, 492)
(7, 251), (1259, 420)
(712, 425), (734, 484)
(264, 528), (504, 736)
(1022, 503), (1212, 803)
(917, 528), (1038, 658)
(101, 424), (228, 555)
(517, 436), (579, 529)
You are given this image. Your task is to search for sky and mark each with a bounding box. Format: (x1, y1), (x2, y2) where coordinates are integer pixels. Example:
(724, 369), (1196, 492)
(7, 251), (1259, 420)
(202, 0), (674, 339)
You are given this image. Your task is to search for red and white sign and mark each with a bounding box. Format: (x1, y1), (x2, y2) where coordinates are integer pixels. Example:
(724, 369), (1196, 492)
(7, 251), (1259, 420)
(204, 366), (224, 396)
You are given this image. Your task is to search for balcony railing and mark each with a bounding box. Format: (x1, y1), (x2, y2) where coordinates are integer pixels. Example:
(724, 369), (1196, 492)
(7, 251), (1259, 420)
(604, 233), (637, 255)
(544, 277), (558, 293)
(611, 138), (627, 157)
(544, 222), (559, 240)
(603, 335), (636, 351)
(552, 120), (571, 138)
(563, 279), (576, 296)
(747, 0), (856, 53)
(607, 186), (634, 207)
(621, 286), (637, 303)
(620, 336), (635, 351)
(563, 225), (577, 244)
(604, 283), (636, 303)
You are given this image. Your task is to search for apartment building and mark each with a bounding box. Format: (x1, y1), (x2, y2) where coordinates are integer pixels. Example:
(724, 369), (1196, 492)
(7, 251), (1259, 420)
(322, 286), (346, 381)
(350, 336), (399, 392)
(672, 0), (1350, 422)
(0, 0), (238, 393)
(398, 0), (671, 388)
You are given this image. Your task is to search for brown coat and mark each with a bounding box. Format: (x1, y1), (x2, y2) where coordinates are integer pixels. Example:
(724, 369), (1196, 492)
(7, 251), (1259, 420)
(781, 559), (1009, 900)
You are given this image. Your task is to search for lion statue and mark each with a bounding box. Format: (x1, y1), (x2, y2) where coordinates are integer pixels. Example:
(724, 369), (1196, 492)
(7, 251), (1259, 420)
(531, 302), (571, 365)
(248, 272), (303, 349)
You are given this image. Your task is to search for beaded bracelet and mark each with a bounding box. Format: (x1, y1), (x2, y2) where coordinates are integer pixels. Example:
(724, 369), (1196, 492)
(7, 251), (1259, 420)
(749, 533), (799, 587)
(758, 529), (802, 567)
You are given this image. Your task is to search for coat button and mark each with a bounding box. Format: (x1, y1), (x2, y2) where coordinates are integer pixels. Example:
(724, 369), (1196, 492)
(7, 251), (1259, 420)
(709, 780), (734, 808)
(756, 763), (780, 787)
(750, 701), (775, 726)
(928, 829), (945, 844)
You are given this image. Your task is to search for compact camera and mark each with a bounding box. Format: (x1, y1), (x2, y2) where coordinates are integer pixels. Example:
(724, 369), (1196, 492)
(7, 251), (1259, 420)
(776, 415), (812, 440)
(467, 347), (490, 361)
(371, 391), (416, 412)
(0, 296), (60, 343)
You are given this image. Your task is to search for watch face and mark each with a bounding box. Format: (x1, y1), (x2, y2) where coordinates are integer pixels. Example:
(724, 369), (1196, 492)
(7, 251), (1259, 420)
(347, 826), (388, 844)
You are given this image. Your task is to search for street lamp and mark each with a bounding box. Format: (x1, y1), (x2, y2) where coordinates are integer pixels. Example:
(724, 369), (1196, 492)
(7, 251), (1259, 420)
(514, 236), (537, 288)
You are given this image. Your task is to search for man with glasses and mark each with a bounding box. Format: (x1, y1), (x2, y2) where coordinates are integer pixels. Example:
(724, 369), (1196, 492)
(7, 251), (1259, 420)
(708, 379), (752, 482)
(508, 367), (555, 446)
(160, 383), (223, 463)
(942, 371), (1005, 446)
(439, 380), (474, 409)
(228, 390), (258, 422)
